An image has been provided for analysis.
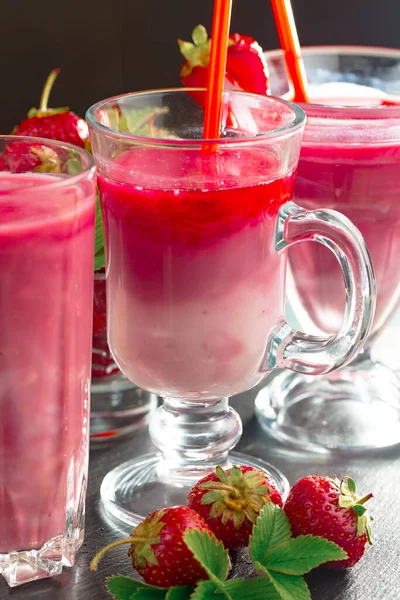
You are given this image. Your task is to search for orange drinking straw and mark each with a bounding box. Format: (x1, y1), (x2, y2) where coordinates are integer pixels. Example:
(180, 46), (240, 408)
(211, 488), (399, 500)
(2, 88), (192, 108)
(270, 0), (309, 103)
(203, 0), (233, 139)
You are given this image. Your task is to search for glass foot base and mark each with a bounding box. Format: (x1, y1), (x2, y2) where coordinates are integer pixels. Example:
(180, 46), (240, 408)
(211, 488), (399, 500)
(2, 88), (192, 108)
(0, 534), (81, 588)
(90, 378), (158, 442)
(255, 363), (400, 453)
(100, 451), (289, 528)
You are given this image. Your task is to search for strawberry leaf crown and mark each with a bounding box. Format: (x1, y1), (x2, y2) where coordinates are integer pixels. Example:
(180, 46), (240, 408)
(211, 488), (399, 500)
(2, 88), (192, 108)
(199, 465), (272, 529)
(334, 476), (373, 543)
(178, 25), (213, 77)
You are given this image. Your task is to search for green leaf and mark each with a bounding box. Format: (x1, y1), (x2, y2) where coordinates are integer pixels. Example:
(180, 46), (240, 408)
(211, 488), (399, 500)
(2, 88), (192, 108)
(106, 575), (150, 600)
(184, 530), (230, 582)
(346, 477), (357, 494)
(94, 247), (106, 271)
(189, 580), (229, 600)
(224, 577), (281, 599)
(65, 157), (81, 175)
(131, 589), (167, 599)
(353, 505), (367, 517)
(192, 24), (208, 46)
(267, 572), (311, 600)
(166, 587), (194, 600)
(94, 192), (104, 252)
(118, 107), (169, 136)
(249, 503), (291, 563)
(260, 535), (347, 575)
(215, 465), (229, 485)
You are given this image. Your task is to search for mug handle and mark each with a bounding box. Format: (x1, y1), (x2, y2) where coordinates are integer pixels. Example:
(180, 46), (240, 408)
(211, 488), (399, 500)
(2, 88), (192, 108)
(265, 201), (376, 376)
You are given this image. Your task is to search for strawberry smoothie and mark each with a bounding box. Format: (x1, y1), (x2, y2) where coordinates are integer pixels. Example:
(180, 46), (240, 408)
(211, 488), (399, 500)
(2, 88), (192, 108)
(98, 146), (295, 400)
(286, 85), (400, 340)
(0, 172), (95, 560)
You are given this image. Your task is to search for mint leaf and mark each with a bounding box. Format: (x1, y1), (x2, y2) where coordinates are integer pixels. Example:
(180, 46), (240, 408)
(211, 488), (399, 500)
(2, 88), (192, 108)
(261, 535), (347, 575)
(225, 577), (281, 599)
(106, 575), (186, 600)
(94, 247), (105, 271)
(249, 503), (291, 563)
(131, 589), (166, 599)
(94, 193), (105, 270)
(184, 530), (230, 582)
(166, 587), (194, 600)
(119, 107), (169, 137)
(190, 580), (229, 600)
(267, 572), (310, 600)
(65, 157), (81, 175)
(106, 575), (149, 600)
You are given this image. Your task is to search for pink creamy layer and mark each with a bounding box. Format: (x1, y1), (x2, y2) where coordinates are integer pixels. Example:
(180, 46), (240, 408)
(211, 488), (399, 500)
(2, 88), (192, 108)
(0, 172), (94, 552)
(287, 126), (400, 338)
(98, 147), (295, 399)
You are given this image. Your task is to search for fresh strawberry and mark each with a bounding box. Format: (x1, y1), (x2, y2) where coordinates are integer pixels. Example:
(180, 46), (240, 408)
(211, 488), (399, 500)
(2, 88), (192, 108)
(284, 475), (373, 569)
(13, 69), (89, 149)
(91, 506), (214, 587)
(178, 25), (270, 96)
(0, 141), (61, 174)
(187, 465), (283, 549)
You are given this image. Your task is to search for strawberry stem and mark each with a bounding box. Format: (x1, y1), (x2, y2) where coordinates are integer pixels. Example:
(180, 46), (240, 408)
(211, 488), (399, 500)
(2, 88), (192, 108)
(39, 68), (61, 112)
(357, 493), (374, 506)
(204, 483), (240, 497)
(90, 537), (147, 572)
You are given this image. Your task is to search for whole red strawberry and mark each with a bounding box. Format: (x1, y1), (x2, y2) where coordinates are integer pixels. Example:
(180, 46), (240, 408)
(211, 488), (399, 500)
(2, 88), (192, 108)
(91, 506), (213, 587)
(13, 69), (89, 149)
(0, 141), (61, 174)
(178, 25), (270, 96)
(284, 475), (373, 569)
(187, 465), (283, 549)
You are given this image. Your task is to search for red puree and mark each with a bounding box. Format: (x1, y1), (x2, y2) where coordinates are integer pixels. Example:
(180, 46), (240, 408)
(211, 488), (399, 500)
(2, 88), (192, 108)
(98, 146), (295, 399)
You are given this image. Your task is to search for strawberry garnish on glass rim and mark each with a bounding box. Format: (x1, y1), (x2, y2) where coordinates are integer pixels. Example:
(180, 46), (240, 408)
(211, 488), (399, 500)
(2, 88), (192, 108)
(178, 25), (270, 95)
(178, 26), (270, 135)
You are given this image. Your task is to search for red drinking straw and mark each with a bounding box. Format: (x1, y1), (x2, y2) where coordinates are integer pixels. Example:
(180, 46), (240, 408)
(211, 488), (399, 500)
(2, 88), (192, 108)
(202, 0), (233, 139)
(270, 0), (309, 103)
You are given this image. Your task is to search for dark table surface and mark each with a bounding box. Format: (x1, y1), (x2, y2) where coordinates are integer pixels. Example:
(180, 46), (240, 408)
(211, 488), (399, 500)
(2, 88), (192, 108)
(1, 379), (399, 600)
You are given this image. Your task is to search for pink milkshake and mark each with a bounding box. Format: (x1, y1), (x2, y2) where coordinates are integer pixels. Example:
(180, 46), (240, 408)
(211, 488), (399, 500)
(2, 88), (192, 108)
(286, 84), (400, 340)
(99, 146), (295, 400)
(0, 163), (95, 585)
(255, 48), (400, 452)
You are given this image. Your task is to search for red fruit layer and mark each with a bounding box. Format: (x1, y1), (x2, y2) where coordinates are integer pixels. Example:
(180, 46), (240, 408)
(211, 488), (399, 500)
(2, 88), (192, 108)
(98, 147), (295, 248)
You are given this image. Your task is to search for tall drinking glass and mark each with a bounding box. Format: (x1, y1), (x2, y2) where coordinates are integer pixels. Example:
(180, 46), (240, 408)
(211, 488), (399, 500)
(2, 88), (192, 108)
(256, 47), (400, 451)
(0, 136), (96, 586)
(87, 88), (375, 526)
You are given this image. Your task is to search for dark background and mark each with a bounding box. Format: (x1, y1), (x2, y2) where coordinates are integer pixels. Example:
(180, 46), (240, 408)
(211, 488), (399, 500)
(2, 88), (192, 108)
(0, 0), (399, 133)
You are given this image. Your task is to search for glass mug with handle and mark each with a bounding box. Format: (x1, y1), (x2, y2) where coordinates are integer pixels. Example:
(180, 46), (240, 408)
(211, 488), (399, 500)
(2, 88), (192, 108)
(86, 88), (375, 526)
(256, 46), (400, 452)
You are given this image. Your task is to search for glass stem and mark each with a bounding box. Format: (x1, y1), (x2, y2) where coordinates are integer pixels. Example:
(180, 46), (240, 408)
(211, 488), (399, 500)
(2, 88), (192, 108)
(149, 397), (242, 484)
